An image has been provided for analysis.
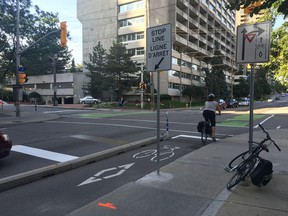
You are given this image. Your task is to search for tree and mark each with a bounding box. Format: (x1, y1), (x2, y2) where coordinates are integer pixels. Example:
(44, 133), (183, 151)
(105, 40), (138, 99)
(266, 23), (288, 88)
(203, 50), (229, 99)
(0, 0), (72, 83)
(254, 67), (272, 99)
(233, 77), (250, 98)
(226, 0), (288, 18)
(83, 42), (108, 99)
(182, 86), (206, 101)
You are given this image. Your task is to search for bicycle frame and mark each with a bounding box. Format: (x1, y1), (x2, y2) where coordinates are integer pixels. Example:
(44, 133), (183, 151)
(226, 123), (281, 190)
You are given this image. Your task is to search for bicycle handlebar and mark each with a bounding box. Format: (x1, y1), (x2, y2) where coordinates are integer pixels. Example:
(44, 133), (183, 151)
(258, 124), (281, 152)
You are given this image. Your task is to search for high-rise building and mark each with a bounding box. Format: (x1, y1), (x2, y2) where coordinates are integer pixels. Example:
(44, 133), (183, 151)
(77, 0), (237, 100)
(235, 0), (264, 27)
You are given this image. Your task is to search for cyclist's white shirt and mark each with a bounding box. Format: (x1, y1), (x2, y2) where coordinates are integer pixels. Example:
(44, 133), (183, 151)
(204, 101), (218, 112)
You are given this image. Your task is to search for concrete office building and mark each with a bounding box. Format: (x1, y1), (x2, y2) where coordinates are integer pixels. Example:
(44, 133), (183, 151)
(77, 0), (237, 100)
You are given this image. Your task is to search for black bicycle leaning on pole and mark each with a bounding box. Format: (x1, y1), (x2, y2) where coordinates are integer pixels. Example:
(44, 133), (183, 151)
(225, 124), (281, 190)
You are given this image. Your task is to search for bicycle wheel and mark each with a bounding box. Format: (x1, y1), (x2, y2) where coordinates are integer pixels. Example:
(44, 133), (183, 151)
(228, 150), (250, 169)
(201, 125), (208, 144)
(226, 158), (256, 190)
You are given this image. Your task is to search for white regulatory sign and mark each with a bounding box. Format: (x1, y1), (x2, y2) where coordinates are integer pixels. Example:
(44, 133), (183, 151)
(236, 22), (271, 64)
(146, 23), (172, 72)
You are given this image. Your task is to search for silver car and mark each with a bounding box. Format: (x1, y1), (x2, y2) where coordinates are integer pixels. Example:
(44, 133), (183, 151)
(80, 96), (101, 104)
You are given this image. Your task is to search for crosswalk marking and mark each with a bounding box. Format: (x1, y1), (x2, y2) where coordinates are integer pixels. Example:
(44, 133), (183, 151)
(12, 145), (79, 162)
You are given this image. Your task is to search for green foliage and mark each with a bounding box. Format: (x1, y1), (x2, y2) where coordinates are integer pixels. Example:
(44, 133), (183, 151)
(28, 91), (42, 100)
(265, 23), (288, 88)
(106, 40), (138, 98)
(226, 0), (288, 18)
(182, 86), (206, 101)
(84, 40), (138, 100)
(203, 50), (229, 99)
(83, 42), (108, 99)
(233, 77), (250, 98)
(0, 0), (72, 82)
(160, 94), (172, 101)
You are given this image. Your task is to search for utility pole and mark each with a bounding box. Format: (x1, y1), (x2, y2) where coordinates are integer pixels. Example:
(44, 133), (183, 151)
(53, 56), (57, 106)
(15, 0), (20, 117)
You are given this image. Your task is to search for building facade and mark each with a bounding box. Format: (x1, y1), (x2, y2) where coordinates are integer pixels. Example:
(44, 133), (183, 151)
(77, 0), (237, 100)
(235, 0), (264, 27)
(7, 73), (89, 104)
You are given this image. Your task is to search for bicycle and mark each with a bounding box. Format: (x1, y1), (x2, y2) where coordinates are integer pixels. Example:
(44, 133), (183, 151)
(199, 120), (212, 144)
(225, 124), (281, 190)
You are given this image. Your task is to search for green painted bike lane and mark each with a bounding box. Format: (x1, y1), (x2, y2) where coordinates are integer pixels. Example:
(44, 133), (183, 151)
(76, 111), (153, 119)
(218, 114), (265, 127)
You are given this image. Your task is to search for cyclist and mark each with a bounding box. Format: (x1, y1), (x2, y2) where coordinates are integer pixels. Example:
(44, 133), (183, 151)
(202, 93), (221, 142)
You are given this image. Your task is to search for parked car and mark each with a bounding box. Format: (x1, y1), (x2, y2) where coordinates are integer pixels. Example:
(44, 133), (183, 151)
(0, 100), (8, 104)
(218, 99), (227, 109)
(225, 99), (238, 108)
(238, 98), (250, 106)
(80, 96), (101, 104)
(0, 131), (12, 159)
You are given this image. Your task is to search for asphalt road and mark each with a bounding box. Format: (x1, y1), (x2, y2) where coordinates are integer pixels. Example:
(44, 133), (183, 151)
(0, 139), (201, 216)
(1, 99), (288, 179)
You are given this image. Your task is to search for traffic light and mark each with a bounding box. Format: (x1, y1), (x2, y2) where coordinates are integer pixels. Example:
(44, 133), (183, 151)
(139, 82), (147, 89)
(60, 21), (67, 47)
(18, 72), (28, 84)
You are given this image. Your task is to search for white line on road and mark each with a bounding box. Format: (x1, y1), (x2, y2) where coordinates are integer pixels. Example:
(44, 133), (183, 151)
(45, 121), (232, 137)
(43, 110), (84, 114)
(171, 134), (219, 141)
(12, 145), (79, 162)
(254, 115), (274, 128)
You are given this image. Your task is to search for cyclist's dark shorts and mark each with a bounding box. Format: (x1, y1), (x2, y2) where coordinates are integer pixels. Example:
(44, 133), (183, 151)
(202, 110), (216, 126)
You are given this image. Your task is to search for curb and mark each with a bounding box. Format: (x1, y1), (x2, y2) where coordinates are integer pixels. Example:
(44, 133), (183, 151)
(0, 136), (157, 192)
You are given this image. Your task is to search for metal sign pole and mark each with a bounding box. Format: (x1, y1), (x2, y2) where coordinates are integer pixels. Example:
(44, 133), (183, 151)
(248, 64), (255, 152)
(156, 71), (161, 175)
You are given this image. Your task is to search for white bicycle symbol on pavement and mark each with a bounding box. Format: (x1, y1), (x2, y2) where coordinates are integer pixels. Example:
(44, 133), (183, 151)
(133, 145), (180, 162)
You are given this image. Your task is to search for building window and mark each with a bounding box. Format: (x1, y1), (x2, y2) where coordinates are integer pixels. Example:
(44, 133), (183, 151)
(127, 47), (145, 56)
(136, 48), (145, 55)
(119, 0), (144, 13)
(119, 16), (144, 27)
(119, 32), (144, 42)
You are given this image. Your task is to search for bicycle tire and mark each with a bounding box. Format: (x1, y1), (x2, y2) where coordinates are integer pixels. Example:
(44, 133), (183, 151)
(201, 125), (208, 144)
(228, 150), (250, 169)
(226, 158), (256, 190)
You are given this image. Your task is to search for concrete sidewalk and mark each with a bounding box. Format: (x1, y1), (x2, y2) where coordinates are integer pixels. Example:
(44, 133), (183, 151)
(67, 129), (288, 216)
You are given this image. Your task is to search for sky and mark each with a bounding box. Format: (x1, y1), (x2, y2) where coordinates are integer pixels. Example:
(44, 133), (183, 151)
(31, 0), (83, 64)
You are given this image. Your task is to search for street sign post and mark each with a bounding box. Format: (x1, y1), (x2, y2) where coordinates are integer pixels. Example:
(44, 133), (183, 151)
(236, 22), (271, 64)
(146, 23), (172, 175)
(236, 21), (271, 154)
(146, 23), (172, 72)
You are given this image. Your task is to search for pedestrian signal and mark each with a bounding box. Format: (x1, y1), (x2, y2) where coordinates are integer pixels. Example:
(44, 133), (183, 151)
(18, 72), (28, 84)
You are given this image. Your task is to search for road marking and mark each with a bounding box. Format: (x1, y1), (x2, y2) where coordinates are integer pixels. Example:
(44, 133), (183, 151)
(45, 121), (232, 136)
(254, 115), (274, 128)
(78, 163), (134, 186)
(12, 145), (79, 162)
(171, 134), (219, 141)
(98, 202), (117, 210)
(43, 110), (86, 114)
(70, 134), (126, 145)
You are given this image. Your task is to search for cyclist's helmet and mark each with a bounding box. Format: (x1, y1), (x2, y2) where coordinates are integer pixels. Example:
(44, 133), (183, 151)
(208, 93), (215, 100)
